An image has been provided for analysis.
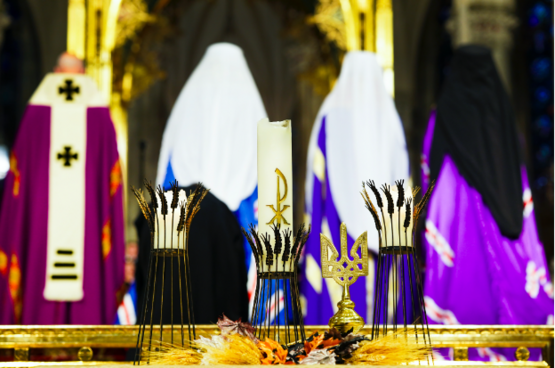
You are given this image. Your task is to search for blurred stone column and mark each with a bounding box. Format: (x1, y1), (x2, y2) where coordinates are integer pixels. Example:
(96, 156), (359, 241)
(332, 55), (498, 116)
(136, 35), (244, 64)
(0, 1), (10, 52)
(447, 0), (518, 91)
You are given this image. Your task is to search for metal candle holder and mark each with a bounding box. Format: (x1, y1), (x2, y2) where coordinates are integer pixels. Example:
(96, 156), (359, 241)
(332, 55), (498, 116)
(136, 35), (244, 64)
(362, 180), (434, 350)
(242, 223), (310, 344)
(132, 181), (208, 364)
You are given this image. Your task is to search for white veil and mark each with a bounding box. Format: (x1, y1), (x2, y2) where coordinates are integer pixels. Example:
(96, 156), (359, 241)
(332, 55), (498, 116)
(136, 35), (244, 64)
(305, 51), (409, 252)
(156, 43), (266, 211)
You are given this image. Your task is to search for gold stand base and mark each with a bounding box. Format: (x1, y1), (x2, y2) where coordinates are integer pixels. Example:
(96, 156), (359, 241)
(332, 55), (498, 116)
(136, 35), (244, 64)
(328, 285), (365, 334)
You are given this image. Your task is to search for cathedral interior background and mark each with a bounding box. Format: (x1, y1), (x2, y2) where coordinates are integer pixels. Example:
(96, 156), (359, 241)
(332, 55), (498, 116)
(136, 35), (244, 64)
(0, 0), (552, 319)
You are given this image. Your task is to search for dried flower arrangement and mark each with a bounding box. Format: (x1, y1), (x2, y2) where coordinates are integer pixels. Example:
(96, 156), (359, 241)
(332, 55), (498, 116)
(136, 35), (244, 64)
(144, 315), (431, 365)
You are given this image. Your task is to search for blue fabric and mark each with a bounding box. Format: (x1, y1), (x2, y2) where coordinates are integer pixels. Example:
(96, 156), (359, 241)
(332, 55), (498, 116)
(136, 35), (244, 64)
(162, 160), (176, 190)
(114, 282), (137, 325)
(233, 186), (257, 270)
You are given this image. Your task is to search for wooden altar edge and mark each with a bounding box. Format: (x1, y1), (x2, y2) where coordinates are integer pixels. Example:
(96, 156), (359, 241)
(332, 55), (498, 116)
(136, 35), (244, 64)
(0, 325), (551, 349)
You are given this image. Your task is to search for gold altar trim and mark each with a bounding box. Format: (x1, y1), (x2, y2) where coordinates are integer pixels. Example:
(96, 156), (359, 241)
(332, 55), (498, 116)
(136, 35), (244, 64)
(0, 325), (552, 366)
(0, 364), (545, 367)
(1, 325), (551, 348)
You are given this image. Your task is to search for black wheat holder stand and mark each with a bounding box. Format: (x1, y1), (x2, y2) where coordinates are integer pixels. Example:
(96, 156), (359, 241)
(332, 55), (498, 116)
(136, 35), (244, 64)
(243, 223), (310, 345)
(362, 179), (434, 360)
(132, 181), (208, 365)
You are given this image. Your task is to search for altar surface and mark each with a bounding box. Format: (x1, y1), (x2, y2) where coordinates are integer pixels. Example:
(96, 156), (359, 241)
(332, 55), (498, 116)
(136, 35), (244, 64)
(0, 364), (550, 368)
(0, 325), (552, 367)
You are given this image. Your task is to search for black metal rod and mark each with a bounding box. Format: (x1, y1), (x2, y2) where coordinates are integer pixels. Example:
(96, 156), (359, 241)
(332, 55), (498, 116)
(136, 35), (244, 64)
(384, 253), (391, 335)
(250, 246), (261, 326)
(389, 214), (397, 335)
(159, 219), (167, 349)
(273, 261), (278, 340)
(146, 213), (162, 362)
(134, 230), (155, 364)
(411, 250), (432, 347)
(371, 242), (383, 340)
(282, 260), (290, 344)
(185, 235), (196, 339)
(264, 272), (272, 338)
(253, 275), (262, 334)
(251, 273), (261, 327)
(410, 252), (428, 348)
(405, 249), (420, 345)
(170, 214), (175, 345)
(377, 252), (387, 338)
(399, 254), (407, 332)
(183, 248), (192, 342)
(261, 277), (269, 338)
(259, 277), (264, 338)
(401, 234), (408, 331)
(148, 252), (159, 359)
(177, 237), (184, 347)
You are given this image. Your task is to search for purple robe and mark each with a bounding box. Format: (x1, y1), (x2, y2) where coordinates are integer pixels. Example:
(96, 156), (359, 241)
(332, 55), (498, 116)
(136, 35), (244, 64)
(422, 112), (553, 360)
(0, 103), (125, 324)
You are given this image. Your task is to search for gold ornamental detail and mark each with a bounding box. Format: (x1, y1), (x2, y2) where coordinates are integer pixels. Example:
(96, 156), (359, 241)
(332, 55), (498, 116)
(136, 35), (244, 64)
(266, 168), (290, 226)
(321, 222), (368, 334)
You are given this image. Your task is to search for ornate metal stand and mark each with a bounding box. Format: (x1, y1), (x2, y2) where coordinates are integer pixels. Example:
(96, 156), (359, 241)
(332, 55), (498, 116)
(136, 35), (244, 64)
(132, 181), (208, 364)
(243, 224), (310, 344)
(362, 180), (434, 350)
(321, 223), (368, 334)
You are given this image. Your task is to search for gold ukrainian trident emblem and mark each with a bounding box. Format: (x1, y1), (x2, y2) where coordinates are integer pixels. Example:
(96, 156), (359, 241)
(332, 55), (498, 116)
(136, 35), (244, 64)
(266, 168), (290, 226)
(321, 222), (368, 334)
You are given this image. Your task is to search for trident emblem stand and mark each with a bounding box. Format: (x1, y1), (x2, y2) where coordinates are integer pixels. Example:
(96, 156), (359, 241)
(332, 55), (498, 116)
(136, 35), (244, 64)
(321, 223), (368, 334)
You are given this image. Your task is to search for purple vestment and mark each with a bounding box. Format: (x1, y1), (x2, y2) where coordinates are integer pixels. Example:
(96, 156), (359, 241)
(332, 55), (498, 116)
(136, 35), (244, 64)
(301, 52), (409, 326)
(301, 117), (370, 325)
(0, 104), (125, 324)
(422, 112), (553, 361)
(301, 117), (373, 325)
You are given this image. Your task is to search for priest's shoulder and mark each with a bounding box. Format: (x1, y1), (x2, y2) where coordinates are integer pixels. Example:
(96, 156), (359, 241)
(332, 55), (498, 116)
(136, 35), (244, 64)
(182, 185), (238, 223)
(29, 73), (106, 107)
(183, 185), (221, 213)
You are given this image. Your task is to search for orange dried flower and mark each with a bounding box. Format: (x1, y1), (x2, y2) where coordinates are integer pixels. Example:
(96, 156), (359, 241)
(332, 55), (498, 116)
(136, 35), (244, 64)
(322, 337), (341, 349)
(258, 338), (288, 365)
(304, 333), (323, 355)
(303, 332), (341, 355)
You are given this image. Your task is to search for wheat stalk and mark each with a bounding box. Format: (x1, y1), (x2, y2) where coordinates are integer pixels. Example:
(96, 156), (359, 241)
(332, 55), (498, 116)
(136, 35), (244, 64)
(347, 330), (431, 365)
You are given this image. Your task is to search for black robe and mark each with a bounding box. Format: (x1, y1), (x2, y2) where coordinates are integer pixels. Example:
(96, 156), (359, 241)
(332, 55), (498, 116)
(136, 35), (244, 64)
(430, 45), (523, 239)
(134, 185), (249, 325)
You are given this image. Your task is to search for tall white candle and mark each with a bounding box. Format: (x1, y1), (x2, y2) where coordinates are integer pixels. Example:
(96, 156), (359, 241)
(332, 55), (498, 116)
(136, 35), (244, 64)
(257, 118), (294, 272)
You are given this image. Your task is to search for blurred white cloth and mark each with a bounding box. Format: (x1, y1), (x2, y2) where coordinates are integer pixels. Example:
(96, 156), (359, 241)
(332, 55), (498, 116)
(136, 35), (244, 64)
(157, 43), (266, 211)
(305, 51), (409, 252)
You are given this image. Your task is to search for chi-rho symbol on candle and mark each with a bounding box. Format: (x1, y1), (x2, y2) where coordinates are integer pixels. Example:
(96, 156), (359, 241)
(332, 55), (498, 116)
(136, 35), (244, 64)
(266, 168), (290, 226)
